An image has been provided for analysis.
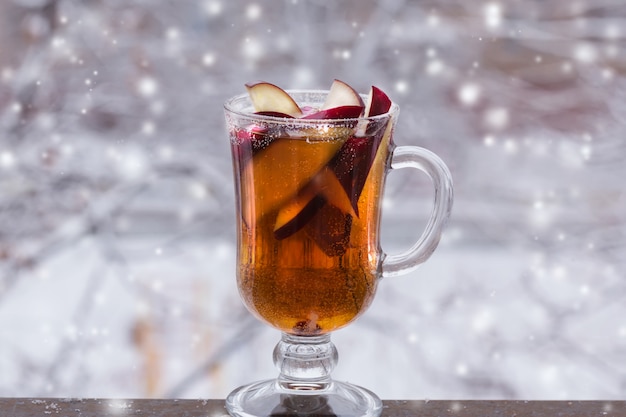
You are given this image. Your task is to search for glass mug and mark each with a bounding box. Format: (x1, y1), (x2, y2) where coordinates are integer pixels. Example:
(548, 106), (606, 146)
(224, 90), (453, 417)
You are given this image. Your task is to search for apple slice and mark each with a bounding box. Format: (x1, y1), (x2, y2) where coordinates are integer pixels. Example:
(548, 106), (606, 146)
(245, 81), (303, 118)
(356, 85), (393, 137)
(241, 137), (343, 228)
(274, 194), (325, 240)
(274, 166), (356, 239)
(322, 79), (364, 110)
(330, 136), (377, 215)
(330, 115), (392, 215)
(328, 85), (392, 211)
(364, 85), (392, 117)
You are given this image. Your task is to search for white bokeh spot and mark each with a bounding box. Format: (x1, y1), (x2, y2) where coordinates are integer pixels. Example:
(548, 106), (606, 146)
(484, 2), (503, 29)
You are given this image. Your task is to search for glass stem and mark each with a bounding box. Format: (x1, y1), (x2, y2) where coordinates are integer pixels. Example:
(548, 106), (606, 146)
(273, 333), (338, 391)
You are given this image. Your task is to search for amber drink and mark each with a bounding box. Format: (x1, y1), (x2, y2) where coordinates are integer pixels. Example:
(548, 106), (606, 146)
(229, 105), (393, 335)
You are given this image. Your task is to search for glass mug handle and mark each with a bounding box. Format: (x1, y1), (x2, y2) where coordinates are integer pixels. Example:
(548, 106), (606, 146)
(381, 146), (454, 278)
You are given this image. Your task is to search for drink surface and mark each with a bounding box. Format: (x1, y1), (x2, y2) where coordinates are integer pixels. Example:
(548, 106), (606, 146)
(230, 113), (394, 335)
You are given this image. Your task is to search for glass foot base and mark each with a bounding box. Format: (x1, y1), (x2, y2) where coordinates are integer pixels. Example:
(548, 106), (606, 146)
(225, 379), (382, 417)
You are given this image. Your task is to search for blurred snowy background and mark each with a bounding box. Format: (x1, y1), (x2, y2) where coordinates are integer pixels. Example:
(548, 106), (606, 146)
(1, 0), (625, 401)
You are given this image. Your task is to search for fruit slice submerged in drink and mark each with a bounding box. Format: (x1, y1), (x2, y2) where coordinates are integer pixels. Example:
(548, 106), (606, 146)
(273, 166), (356, 240)
(330, 116), (393, 215)
(240, 136), (344, 229)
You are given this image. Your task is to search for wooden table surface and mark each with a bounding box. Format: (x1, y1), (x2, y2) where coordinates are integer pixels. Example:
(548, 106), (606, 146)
(1, 398), (625, 417)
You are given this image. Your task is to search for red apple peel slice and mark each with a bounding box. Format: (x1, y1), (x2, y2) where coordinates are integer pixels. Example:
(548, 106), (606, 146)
(364, 85), (392, 117)
(357, 85), (393, 136)
(329, 118), (391, 216)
